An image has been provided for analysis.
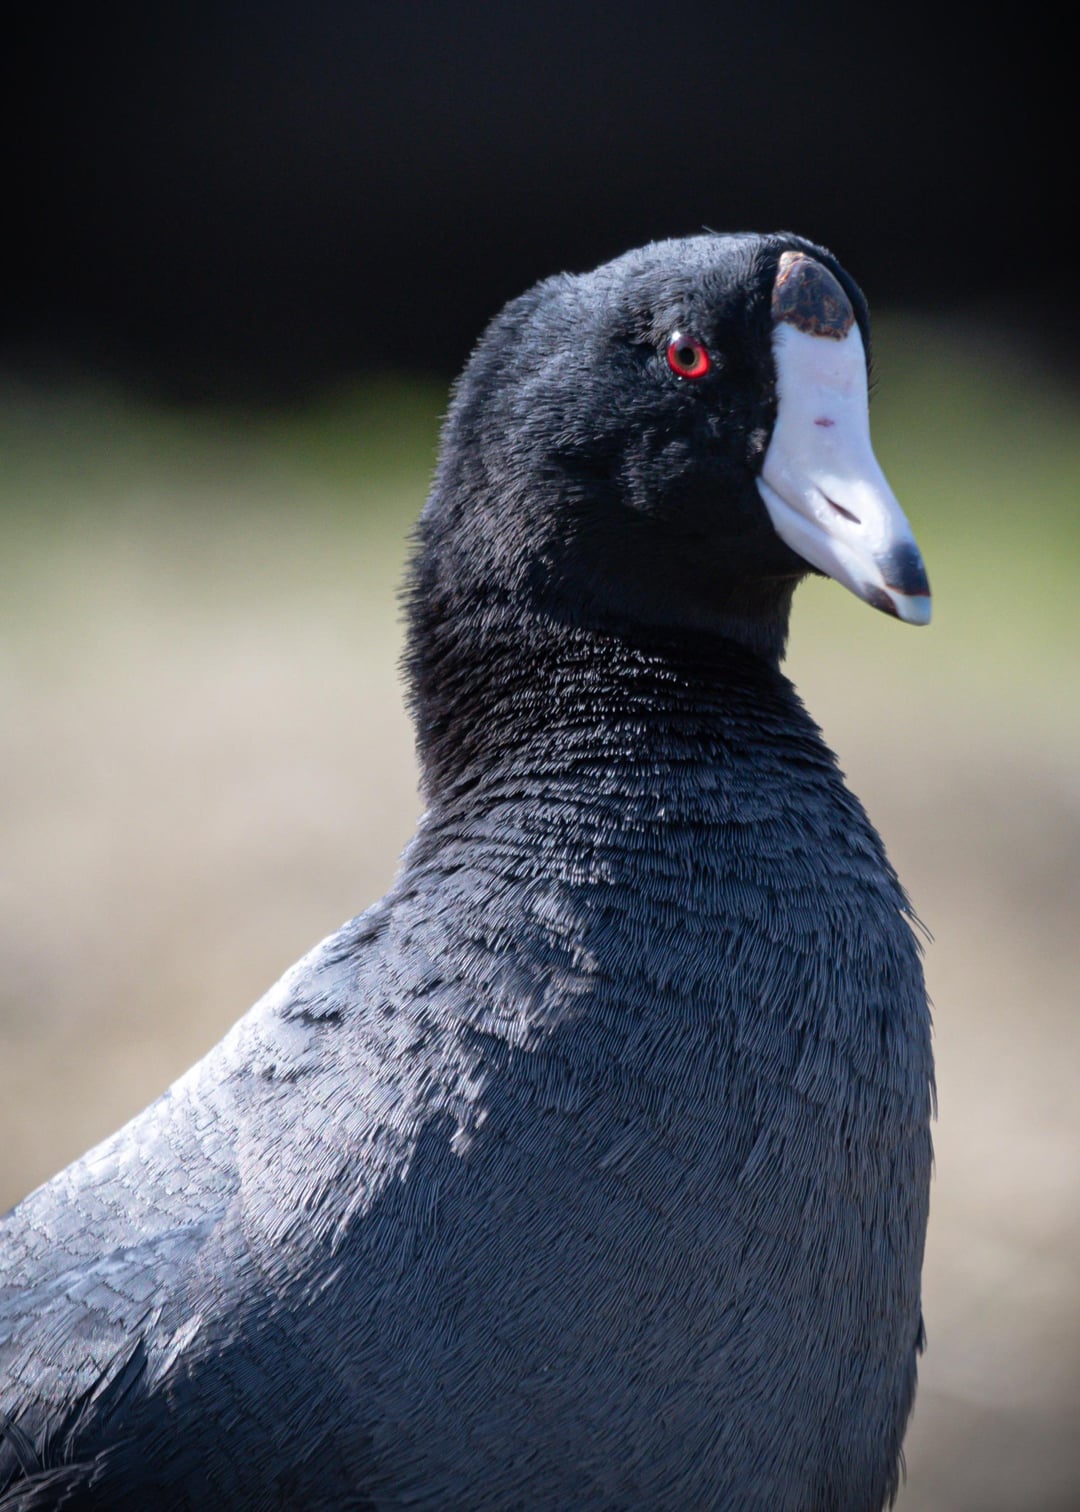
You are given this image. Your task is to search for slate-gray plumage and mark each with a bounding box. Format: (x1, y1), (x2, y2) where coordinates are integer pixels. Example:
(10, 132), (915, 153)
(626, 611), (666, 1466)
(0, 233), (934, 1510)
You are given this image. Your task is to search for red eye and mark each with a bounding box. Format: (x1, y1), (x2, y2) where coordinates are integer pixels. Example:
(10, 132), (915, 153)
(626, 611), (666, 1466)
(666, 333), (711, 380)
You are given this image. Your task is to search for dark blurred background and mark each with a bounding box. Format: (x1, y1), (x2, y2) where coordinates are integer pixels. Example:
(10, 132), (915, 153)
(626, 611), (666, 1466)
(3, 7), (1076, 1510)
(4, 0), (1062, 396)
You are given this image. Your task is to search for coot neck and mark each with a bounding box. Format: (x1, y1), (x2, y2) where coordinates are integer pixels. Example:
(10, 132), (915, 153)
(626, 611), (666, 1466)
(407, 602), (816, 807)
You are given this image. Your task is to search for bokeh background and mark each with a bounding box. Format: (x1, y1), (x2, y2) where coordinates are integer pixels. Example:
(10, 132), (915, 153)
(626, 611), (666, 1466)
(3, 6), (1075, 1507)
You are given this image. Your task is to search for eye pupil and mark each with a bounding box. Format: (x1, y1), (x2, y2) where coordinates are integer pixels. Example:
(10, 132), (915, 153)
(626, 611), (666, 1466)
(666, 332), (710, 380)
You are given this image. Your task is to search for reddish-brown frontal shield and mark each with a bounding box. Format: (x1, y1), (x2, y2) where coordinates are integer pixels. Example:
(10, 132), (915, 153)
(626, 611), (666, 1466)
(771, 251), (855, 339)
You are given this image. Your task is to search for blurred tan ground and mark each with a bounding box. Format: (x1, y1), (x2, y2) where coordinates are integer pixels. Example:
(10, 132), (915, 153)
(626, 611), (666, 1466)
(1, 331), (1077, 1508)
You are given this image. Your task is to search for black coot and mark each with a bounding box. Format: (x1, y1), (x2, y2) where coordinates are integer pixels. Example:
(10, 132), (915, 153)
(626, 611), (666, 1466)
(0, 233), (934, 1511)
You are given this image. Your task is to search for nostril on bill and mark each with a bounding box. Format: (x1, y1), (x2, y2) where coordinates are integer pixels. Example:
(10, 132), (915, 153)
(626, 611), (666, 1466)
(823, 493), (860, 525)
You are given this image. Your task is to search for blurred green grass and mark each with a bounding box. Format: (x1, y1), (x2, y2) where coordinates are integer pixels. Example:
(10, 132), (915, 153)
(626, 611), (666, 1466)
(869, 321), (1078, 685)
